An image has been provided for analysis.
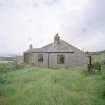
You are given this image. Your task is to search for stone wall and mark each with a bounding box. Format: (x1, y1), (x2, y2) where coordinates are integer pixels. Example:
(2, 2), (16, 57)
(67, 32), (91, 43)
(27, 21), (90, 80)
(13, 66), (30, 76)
(26, 52), (88, 69)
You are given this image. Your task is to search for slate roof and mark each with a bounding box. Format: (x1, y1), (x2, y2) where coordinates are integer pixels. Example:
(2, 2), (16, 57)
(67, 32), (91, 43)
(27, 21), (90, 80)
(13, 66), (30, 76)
(25, 39), (82, 53)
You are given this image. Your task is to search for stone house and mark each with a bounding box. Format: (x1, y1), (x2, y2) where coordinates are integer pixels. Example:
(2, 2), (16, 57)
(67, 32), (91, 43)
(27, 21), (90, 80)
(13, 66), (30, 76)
(24, 34), (88, 69)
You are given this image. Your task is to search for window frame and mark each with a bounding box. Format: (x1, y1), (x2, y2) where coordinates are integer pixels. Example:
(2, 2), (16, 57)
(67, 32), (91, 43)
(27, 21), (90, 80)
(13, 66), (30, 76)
(57, 54), (65, 64)
(38, 54), (43, 63)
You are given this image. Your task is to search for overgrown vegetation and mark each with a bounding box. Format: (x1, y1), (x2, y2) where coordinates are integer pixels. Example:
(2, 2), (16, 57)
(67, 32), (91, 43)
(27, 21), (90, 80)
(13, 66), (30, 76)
(0, 63), (105, 105)
(92, 62), (101, 72)
(0, 62), (26, 74)
(0, 51), (105, 105)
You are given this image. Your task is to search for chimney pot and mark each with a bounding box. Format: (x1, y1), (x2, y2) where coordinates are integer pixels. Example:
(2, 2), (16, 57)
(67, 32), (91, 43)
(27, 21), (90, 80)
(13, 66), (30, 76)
(29, 44), (33, 49)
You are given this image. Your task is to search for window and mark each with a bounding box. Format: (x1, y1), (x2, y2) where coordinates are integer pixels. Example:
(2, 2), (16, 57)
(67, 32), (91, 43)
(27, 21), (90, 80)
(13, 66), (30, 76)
(38, 54), (43, 63)
(57, 55), (65, 64)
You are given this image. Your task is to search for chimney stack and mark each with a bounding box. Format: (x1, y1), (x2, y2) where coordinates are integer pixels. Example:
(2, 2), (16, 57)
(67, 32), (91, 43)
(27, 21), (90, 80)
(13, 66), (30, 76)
(54, 33), (60, 46)
(29, 44), (33, 49)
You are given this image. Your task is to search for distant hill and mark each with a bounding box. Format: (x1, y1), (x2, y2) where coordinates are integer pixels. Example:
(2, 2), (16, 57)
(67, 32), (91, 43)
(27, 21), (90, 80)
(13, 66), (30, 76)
(86, 50), (105, 63)
(0, 57), (16, 61)
(88, 50), (105, 55)
(0, 55), (23, 63)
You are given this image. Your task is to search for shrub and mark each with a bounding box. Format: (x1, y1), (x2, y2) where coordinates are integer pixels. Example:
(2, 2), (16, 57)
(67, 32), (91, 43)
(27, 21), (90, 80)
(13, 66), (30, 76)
(0, 76), (7, 84)
(98, 83), (105, 98)
(12, 61), (24, 69)
(0, 62), (26, 74)
(92, 62), (101, 72)
(0, 64), (13, 73)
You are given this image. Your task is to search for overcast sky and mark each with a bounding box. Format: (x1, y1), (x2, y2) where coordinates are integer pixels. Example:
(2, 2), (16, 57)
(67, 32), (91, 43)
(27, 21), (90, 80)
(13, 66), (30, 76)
(0, 0), (105, 55)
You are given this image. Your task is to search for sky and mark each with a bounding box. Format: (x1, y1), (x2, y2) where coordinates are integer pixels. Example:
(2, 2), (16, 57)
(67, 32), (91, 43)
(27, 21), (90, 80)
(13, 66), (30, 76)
(0, 0), (105, 55)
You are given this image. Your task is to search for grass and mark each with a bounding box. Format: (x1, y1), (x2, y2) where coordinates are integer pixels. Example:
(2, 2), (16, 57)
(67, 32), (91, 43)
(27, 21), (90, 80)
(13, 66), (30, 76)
(0, 65), (105, 105)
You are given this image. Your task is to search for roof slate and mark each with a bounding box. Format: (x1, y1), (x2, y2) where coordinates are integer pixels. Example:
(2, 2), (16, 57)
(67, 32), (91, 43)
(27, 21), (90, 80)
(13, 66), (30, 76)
(25, 40), (82, 53)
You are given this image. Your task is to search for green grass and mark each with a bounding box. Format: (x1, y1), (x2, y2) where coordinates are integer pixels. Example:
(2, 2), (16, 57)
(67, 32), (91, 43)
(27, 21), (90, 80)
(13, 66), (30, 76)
(0, 65), (105, 105)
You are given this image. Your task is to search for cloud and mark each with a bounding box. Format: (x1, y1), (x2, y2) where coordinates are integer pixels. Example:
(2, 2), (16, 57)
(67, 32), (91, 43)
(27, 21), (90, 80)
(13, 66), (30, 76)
(45, 0), (60, 6)
(0, 0), (105, 55)
(57, 0), (105, 51)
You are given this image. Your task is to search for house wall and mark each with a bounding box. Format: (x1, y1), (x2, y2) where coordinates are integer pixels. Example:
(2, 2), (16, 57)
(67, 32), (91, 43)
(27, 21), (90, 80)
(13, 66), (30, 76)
(24, 52), (30, 64)
(26, 52), (88, 69)
(48, 52), (88, 69)
(29, 53), (48, 67)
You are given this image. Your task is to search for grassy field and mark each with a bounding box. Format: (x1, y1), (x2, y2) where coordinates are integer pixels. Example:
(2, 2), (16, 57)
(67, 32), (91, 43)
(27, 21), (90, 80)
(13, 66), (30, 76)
(0, 64), (105, 105)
